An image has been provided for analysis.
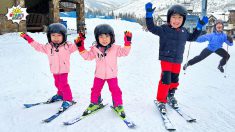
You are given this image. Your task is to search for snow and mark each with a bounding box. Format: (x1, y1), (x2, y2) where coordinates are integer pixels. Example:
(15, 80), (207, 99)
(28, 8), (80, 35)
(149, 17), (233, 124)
(0, 18), (235, 132)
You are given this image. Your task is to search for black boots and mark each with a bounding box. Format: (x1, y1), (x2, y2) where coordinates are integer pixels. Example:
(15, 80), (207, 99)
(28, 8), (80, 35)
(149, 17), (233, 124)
(167, 89), (179, 109)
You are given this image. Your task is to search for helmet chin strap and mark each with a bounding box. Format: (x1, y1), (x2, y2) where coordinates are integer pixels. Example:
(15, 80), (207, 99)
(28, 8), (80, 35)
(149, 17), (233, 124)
(96, 42), (112, 56)
(51, 41), (65, 52)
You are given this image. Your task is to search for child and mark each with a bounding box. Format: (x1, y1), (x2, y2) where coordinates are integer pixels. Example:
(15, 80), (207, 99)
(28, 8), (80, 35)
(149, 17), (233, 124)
(183, 19), (234, 73)
(145, 3), (208, 114)
(74, 24), (132, 118)
(20, 23), (77, 111)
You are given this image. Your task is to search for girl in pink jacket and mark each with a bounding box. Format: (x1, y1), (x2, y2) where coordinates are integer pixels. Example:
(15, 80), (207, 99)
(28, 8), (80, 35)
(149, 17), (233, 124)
(20, 23), (77, 111)
(75, 24), (132, 118)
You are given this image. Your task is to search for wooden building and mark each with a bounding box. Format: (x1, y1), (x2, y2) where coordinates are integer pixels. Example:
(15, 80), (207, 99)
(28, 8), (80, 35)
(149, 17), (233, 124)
(0, 0), (85, 34)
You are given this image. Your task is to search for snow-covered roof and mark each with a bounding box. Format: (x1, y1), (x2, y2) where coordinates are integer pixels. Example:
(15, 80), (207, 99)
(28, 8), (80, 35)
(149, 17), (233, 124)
(208, 12), (229, 22)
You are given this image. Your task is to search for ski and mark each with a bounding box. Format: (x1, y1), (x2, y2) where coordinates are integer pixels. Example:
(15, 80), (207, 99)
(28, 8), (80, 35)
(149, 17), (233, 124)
(42, 101), (76, 123)
(168, 103), (196, 122)
(110, 106), (136, 128)
(23, 99), (63, 108)
(24, 102), (51, 108)
(63, 103), (108, 125)
(154, 100), (176, 131)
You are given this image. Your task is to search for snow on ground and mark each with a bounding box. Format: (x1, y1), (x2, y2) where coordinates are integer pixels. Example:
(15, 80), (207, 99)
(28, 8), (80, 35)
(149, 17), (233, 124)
(0, 18), (235, 132)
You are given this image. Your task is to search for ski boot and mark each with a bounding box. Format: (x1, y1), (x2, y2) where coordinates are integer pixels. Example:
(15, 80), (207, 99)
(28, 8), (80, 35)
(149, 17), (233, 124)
(47, 94), (63, 103)
(167, 89), (179, 109)
(59, 101), (73, 111)
(218, 65), (224, 73)
(157, 102), (166, 114)
(82, 102), (104, 116)
(83, 97), (104, 116)
(114, 105), (126, 119)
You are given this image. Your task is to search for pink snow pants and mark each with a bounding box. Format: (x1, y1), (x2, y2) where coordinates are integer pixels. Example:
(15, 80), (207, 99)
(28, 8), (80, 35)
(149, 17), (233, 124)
(53, 73), (73, 101)
(91, 77), (123, 107)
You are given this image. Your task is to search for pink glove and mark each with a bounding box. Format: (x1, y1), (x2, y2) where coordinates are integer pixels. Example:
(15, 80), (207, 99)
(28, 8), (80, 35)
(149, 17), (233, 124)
(19, 32), (34, 43)
(124, 31), (132, 46)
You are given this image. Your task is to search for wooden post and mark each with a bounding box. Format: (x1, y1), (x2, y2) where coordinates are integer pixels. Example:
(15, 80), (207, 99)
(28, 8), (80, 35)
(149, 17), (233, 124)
(49, 0), (60, 24)
(76, 0), (85, 32)
(17, 0), (26, 32)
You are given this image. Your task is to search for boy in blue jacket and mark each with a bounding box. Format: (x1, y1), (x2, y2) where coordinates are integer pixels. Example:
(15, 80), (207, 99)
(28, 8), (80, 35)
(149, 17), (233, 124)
(183, 20), (234, 73)
(145, 2), (208, 114)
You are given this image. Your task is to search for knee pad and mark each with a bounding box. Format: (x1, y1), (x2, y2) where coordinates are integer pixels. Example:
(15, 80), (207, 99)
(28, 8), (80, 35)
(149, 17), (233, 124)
(171, 73), (179, 83)
(161, 71), (171, 84)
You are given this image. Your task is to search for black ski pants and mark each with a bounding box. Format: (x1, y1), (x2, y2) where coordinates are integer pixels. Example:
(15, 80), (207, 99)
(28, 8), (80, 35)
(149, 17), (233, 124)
(187, 48), (230, 67)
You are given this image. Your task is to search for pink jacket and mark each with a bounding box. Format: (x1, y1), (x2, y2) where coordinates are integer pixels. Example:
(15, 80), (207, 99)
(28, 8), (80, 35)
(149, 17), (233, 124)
(29, 41), (78, 74)
(80, 44), (131, 79)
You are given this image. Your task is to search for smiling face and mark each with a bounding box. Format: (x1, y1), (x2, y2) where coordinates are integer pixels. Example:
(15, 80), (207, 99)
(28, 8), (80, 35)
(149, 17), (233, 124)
(50, 33), (63, 44)
(170, 13), (184, 28)
(215, 23), (224, 33)
(98, 34), (111, 46)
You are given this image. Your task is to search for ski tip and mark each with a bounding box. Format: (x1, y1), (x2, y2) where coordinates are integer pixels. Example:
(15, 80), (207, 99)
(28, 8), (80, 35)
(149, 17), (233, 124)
(127, 123), (136, 128)
(42, 120), (50, 123)
(167, 128), (176, 131)
(63, 122), (71, 126)
(187, 119), (196, 123)
(23, 104), (30, 108)
(23, 104), (33, 108)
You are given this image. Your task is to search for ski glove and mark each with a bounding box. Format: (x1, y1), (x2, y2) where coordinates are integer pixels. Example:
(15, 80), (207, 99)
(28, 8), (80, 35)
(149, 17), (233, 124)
(19, 32), (34, 43)
(227, 35), (233, 43)
(145, 2), (156, 18)
(74, 31), (86, 52)
(124, 31), (132, 46)
(196, 16), (209, 30)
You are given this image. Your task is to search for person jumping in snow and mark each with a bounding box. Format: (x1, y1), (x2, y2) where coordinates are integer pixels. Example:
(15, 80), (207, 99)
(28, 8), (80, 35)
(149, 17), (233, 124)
(20, 23), (78, 111)
(145, 3), (208, 114)
(74, 24), (132, 118)
(183, 19), (234, 73)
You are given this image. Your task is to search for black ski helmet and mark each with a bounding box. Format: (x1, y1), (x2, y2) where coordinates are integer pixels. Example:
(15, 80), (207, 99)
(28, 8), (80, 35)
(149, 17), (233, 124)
(167, 5), (188, 27)
(94, 24), (115, 45)
(47, 23), (67, 44)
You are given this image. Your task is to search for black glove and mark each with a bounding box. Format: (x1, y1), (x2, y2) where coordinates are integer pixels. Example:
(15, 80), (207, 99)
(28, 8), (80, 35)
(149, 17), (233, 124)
(227, 35), (233, 43)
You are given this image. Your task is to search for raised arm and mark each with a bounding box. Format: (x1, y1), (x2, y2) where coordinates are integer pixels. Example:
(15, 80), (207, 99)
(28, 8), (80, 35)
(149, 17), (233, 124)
(19, 32), (48, 54)
(188, 16), (208, 41)
(145, 2), (163, 36)
(74, 32), (96, 60)
(117, 31), (132, 57)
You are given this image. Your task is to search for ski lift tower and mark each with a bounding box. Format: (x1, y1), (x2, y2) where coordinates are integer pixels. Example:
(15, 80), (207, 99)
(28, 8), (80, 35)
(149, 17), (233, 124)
(201, 0), (207, 32)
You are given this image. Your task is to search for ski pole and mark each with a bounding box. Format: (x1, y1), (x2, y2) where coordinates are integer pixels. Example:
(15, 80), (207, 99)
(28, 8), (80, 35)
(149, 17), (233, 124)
(224, 45), (229, 78)
(184, 42), (191, 75)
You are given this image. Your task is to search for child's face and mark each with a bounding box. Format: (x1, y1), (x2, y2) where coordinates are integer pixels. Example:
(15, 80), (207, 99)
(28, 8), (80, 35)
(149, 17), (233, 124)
(170, 14), (184, 28)
(98, 34), (111, 46)
(216, 23), (223, 32)
(51, 33), (63, 44)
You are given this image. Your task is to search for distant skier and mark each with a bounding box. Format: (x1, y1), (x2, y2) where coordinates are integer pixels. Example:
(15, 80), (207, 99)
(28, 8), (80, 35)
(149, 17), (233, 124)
(145, 2), (208, 114)
(74, 24), (132, 118)
(183, 19), (234, 73)
(20, 23), (77, 111)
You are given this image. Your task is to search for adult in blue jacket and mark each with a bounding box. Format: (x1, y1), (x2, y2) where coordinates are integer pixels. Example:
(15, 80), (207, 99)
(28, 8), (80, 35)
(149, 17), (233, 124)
(183, 20), (234, 73)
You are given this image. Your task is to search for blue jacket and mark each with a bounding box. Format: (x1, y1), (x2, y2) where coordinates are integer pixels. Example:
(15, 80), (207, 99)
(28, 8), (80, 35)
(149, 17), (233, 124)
(146, 18), (201, 63)
(196, 32), (233, 52)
